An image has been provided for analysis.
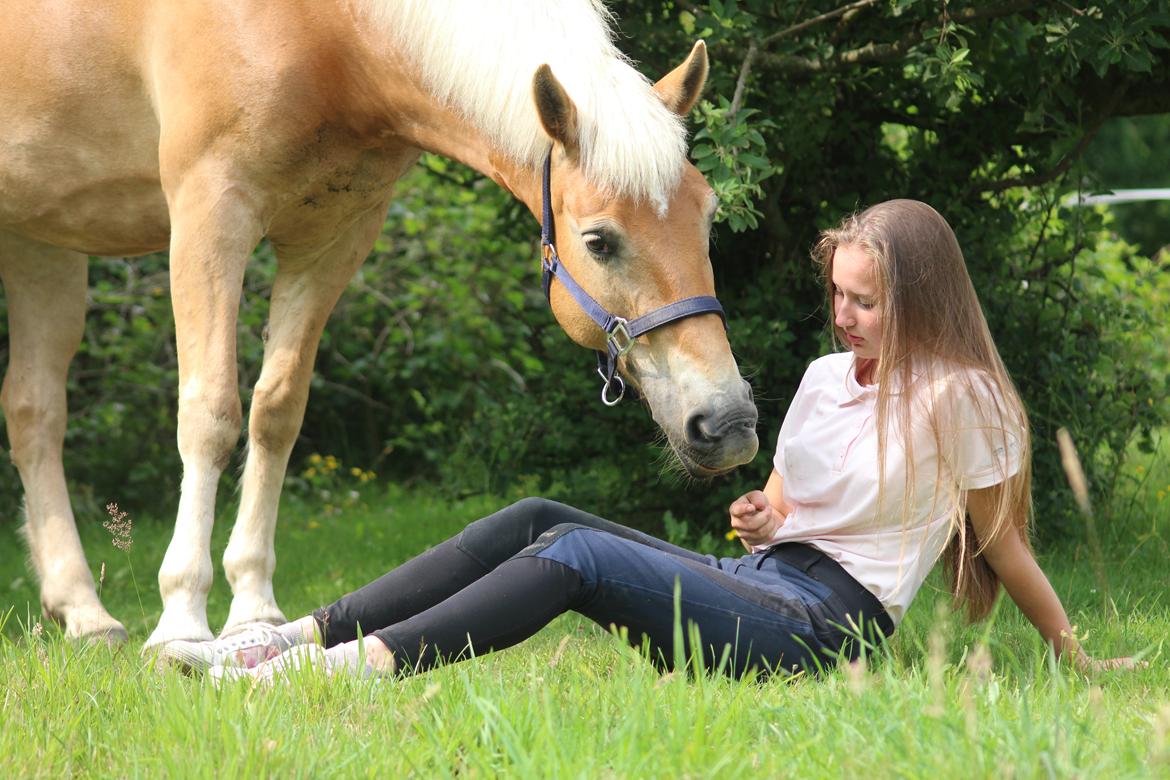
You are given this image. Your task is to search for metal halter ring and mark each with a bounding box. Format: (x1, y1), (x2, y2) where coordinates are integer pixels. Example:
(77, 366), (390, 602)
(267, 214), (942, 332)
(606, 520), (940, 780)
(598, 368), (627, 407)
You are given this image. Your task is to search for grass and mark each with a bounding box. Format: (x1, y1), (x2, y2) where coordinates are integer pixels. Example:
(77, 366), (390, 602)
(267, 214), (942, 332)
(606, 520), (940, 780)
(1, 478), (1168, 778)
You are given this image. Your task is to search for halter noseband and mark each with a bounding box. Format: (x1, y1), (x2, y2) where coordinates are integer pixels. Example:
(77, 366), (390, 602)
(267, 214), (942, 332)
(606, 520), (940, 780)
(539, 154), (727, 406)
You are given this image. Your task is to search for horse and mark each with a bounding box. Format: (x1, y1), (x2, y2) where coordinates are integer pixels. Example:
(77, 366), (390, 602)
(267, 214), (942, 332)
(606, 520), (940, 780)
(0, 0), (760, 647)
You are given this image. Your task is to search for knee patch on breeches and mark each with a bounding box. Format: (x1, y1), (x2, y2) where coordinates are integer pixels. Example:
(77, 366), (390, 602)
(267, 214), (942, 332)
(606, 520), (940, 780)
(512, 523), (607, 580)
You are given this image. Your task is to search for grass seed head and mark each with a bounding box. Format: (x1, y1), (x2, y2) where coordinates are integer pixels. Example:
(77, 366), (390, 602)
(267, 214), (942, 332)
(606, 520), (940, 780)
(103, 503), (133, 551)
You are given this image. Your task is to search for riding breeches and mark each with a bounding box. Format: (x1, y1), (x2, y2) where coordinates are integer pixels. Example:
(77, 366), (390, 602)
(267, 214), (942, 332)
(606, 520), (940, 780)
(312, 498), (892, 678)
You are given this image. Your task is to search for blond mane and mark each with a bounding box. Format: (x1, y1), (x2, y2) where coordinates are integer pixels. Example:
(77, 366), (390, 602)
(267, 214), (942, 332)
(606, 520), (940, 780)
(362, 0), (688, 209)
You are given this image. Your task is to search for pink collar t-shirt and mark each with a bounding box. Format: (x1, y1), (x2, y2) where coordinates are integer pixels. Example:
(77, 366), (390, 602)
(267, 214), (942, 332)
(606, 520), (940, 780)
(762, 352), (1023, 624)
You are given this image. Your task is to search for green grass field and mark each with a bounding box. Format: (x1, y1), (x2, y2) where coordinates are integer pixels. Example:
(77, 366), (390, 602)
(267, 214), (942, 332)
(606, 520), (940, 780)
(2, 471), (1168, 778)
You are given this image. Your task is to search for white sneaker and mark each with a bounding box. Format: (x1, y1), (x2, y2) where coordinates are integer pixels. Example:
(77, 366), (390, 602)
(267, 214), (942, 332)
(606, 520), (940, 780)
(208, 643), (381, 687)
(159, 623), (296, 673)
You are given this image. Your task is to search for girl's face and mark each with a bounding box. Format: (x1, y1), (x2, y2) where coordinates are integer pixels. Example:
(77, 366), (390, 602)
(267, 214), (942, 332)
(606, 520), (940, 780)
(832, 244), (882, 362)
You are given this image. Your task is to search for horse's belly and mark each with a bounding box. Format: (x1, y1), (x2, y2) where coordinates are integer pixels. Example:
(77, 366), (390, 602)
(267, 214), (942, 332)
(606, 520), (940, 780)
(0, 0), (169, 255)
(0, 103), (170, 255)
(9, 181), (171, 257)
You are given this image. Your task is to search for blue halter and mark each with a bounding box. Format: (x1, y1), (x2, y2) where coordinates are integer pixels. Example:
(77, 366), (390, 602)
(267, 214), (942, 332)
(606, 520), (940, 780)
(539, 154), (728, 405)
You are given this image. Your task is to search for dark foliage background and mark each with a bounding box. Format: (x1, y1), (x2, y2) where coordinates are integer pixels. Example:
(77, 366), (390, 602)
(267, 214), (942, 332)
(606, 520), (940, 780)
(1, 1), (1168, 541)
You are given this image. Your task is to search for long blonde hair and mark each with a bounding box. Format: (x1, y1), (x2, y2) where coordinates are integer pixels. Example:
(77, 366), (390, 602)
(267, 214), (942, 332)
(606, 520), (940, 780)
(813, 200), (1033, 621)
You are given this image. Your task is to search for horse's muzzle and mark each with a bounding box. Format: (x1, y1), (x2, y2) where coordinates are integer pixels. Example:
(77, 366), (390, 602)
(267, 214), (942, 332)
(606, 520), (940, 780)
(681, 383), (759, 472)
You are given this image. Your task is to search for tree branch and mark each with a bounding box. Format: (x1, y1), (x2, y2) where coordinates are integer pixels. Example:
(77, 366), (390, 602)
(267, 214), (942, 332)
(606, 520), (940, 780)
(728, 40), (758, 117)
(761, 0), (882, 48)
(728, 0), (881, 116)
(761, 0), (1043, 76)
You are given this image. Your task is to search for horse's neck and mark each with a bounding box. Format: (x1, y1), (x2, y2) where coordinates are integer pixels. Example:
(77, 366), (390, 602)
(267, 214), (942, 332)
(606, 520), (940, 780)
(365, 68), (544, 217)
(343, 19), (545, 218)
(410, 116), (544, 218)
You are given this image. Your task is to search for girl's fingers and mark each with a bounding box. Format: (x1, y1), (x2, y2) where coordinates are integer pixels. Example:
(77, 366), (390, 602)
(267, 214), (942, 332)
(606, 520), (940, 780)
(731, 512), (769, 535)
(729, 497), (755, 516)
(737, 510), (776, 538)
(745, 490), (769, 511)
(1080, 656), (1150, 673)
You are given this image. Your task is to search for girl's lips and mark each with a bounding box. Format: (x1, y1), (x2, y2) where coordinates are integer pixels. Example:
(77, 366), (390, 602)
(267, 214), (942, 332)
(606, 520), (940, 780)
(846, 334), (864, 344)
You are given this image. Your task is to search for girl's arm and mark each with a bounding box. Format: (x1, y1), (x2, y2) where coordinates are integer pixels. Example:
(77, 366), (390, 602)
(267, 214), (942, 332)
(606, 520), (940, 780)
(967, 485), (1139, 672)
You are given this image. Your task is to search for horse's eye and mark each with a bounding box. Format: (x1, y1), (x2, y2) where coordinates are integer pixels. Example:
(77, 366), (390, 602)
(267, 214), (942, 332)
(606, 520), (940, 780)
(584, 233), (615, 258)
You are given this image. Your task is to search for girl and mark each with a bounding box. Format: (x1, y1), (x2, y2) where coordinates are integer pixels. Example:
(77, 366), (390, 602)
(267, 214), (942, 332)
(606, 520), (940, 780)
(163, 199), (1137, 681)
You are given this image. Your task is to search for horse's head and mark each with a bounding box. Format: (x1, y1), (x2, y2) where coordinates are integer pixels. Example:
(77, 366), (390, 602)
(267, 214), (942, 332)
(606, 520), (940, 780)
(530, 42), (758, 477)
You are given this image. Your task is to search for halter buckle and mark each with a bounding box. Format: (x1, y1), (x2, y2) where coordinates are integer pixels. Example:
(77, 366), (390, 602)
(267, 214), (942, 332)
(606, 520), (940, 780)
(606, 318), (634, 357)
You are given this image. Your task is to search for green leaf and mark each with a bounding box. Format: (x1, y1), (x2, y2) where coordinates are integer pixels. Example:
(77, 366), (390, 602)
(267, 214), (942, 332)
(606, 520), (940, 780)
(737, 152), (771, 169)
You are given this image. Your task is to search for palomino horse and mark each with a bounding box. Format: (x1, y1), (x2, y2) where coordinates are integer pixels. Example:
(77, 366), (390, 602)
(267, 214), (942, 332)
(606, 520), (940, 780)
(0, 0), (759, 647)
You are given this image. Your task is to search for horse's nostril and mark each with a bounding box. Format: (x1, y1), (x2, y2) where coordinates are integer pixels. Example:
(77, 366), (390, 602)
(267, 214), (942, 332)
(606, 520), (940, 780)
(685, 411), (717, 446)
(686, 404), (758, 450)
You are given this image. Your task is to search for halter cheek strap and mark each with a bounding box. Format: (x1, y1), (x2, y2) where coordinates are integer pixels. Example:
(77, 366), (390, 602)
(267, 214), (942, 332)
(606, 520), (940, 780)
(539, 153), (727, 406)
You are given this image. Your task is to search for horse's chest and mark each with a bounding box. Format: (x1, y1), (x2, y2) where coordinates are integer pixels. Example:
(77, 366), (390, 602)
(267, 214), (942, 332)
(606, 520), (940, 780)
(264, 137), (420, 253)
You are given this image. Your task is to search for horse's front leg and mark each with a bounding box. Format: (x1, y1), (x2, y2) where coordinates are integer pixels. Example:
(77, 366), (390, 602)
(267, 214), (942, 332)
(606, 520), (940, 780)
(145, 174), (263, 647)
(219, 201), (390, 635)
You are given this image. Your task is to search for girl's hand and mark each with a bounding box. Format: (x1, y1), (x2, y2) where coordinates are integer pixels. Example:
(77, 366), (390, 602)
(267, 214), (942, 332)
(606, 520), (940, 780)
(729, 490), (783, 548)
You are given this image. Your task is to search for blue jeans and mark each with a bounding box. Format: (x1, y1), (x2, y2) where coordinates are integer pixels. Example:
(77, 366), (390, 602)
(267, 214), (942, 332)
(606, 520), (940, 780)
(314, 498), (890, 678)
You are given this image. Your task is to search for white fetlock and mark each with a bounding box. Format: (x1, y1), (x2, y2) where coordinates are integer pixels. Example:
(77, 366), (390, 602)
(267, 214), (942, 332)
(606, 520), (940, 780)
(144, 605), (213, 649)
(221, 594), (286, 637)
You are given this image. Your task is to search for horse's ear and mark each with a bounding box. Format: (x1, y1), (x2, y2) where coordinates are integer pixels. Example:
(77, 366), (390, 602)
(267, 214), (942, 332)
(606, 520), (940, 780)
(533, 64), (579, 156)
(653, 40), (708, 116)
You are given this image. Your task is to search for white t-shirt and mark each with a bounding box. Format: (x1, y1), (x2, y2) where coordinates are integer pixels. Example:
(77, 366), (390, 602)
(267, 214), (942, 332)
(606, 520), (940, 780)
(757, 352), (1023, 624)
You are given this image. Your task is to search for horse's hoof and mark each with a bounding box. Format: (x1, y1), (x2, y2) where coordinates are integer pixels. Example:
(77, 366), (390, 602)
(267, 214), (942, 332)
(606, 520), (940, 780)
(57, 608), (129, 645)
(94, 624), (130, 645)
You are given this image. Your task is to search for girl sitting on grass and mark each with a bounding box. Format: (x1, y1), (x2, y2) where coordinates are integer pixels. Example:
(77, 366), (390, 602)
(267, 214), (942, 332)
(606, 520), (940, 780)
(162, 199), (1139, 682)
